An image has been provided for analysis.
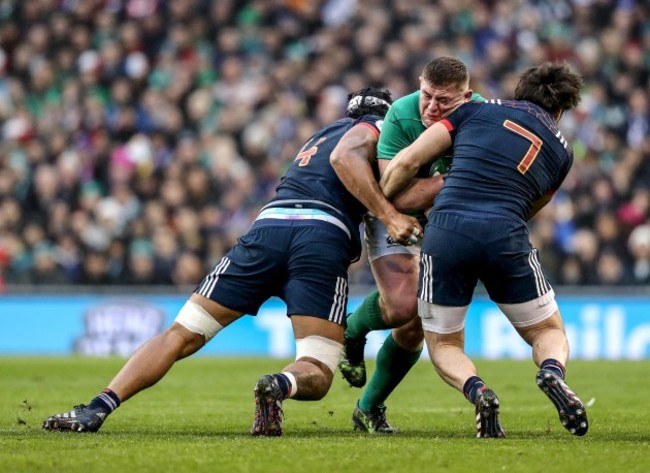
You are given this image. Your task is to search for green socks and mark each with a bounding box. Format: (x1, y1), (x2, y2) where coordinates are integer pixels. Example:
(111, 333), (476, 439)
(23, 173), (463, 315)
(358, 333), (422, 411)
(345, 290), (388, 339)
(347, 291), (422, 411)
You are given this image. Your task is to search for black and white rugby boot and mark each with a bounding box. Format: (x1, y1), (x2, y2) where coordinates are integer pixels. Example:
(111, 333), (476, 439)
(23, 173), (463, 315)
(536, 368), (588, 436)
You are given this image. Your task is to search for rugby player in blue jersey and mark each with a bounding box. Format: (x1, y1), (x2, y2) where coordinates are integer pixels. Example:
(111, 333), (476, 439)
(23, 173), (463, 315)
(42, 87), (422, 436)
(381, 62), (587, 438)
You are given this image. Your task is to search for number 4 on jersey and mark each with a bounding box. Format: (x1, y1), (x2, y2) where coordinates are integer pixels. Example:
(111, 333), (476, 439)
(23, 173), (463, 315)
(295, 137), (327, 166)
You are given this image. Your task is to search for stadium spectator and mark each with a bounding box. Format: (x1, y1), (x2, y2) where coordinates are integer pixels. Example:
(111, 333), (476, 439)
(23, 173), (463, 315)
(628, 224), (650, 284)
(0, 1), (648, 288)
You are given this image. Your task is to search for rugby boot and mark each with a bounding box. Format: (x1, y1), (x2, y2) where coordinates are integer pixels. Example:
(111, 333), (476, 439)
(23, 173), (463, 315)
(42, 404), (108, 433)
(251, 375), (284, 436)
(536, 368), (588, 436)
(339, 335), (367, 388)
(475, 387), (506, 438)
(352, 401), (398, 434)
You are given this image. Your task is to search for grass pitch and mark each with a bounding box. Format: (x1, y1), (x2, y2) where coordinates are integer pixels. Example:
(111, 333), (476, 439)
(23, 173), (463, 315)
(1, 357), (649, 473)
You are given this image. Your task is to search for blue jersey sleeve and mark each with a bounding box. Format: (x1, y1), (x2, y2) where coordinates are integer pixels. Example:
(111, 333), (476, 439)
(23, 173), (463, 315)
(356, 114), (384, 137)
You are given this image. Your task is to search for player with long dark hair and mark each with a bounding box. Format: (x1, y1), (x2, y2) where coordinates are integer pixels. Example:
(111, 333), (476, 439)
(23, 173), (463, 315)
(381, 62), (586, 437)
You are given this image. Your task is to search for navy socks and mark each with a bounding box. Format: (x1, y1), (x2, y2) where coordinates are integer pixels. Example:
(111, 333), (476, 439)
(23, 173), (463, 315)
(88, 389), (121, 413)
(274, 373), (292, 399)
(541, 358), (566, 379)
(463, 376), (486, 404)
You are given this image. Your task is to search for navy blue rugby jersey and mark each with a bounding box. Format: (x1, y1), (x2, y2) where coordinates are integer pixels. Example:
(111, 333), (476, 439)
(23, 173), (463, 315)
(268, 114), (384, 236)
(434, 100), (573, 223)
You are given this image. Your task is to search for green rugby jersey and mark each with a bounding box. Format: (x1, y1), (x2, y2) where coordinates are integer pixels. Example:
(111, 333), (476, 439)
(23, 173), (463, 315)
(377, 91), (485, 160)
(376, 90), (485, 222)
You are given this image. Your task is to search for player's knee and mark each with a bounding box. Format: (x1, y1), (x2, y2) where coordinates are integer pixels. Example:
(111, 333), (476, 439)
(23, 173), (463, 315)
(310, 373), (333, 400)
(392, 319), (424, 349)
(517, 309), (565, 344)
(295, 335), (342, 377)
(381, 294), (418, 326)
(174, 300), (224, 342)
(161, 323), (206, 357)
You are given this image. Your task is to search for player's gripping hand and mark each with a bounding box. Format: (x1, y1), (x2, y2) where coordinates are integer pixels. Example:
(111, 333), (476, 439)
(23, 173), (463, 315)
(383, 212), (423, 247)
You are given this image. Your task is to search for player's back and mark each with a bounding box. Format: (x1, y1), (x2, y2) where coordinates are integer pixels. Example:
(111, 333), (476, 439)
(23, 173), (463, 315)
(435, 100), (573, 222)
(271, 114), (383, 228)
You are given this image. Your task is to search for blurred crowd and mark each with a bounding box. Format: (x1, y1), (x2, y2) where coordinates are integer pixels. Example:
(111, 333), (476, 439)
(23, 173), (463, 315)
(0, 0), (649, 290)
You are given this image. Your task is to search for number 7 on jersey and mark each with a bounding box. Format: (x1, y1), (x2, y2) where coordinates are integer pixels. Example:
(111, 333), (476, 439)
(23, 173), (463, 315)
(503, 120), (542, 174)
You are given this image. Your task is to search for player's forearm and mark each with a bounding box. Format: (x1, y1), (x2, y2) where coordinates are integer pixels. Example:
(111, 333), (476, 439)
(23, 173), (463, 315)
(340, 171), (398, 222)
(379, 159), (419, 199)
(391, 175), (444, 212)
(331, 150), (399, 222)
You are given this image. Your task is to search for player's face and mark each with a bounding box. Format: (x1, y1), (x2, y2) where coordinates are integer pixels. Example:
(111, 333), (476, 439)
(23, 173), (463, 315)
(419, 78), (471, 128)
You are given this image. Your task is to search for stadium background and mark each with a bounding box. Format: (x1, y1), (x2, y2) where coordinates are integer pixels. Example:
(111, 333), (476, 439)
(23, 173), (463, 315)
(0, 0), (649, 358)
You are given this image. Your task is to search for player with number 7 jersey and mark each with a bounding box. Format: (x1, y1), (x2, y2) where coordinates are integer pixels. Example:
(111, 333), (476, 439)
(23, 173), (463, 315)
(380, 61), (587, 438)
(432, 97), (573, 223)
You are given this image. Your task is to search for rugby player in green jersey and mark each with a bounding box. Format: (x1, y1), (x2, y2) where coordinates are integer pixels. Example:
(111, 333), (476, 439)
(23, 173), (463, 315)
(339, 57), (485, 433)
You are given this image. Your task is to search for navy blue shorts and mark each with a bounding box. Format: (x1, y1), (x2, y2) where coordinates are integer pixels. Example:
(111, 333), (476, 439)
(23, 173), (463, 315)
(419, 211), (552, 306)
(194, 220), (351, 325)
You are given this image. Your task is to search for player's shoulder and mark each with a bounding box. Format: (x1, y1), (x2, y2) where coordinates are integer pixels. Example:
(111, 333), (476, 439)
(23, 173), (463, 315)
(452, 99), (486, 116)
(332, 115), (381, 129)
(356, 114), (385, 133)
(386, 90), (420, 121)
(444, 100), (487, 129)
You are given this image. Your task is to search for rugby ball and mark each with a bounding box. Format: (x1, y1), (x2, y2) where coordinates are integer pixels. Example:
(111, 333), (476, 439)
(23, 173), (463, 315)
(429, 155), (452, 177)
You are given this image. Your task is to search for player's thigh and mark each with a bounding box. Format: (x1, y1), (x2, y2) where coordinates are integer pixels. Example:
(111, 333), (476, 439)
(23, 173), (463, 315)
(283, 224), (352, 326)
(365, 214), (420, 318)
(188, 292), (245, 328)
(247, 224), (348, 379)
(364, 214), (420, 264)
(291, 315), (345, 343)
(419, 213), (479, 307)
(370, 253), (420, 306)
(290, 315), (345, 377)
(480, 221), (559, 328)
(195, 225), (287, 315)
(481, 222), (554, 304)
(513, 308), (564, 345)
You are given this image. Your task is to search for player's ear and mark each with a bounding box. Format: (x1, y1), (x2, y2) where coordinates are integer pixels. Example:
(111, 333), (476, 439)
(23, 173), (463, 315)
(464, 89), (473, 100)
